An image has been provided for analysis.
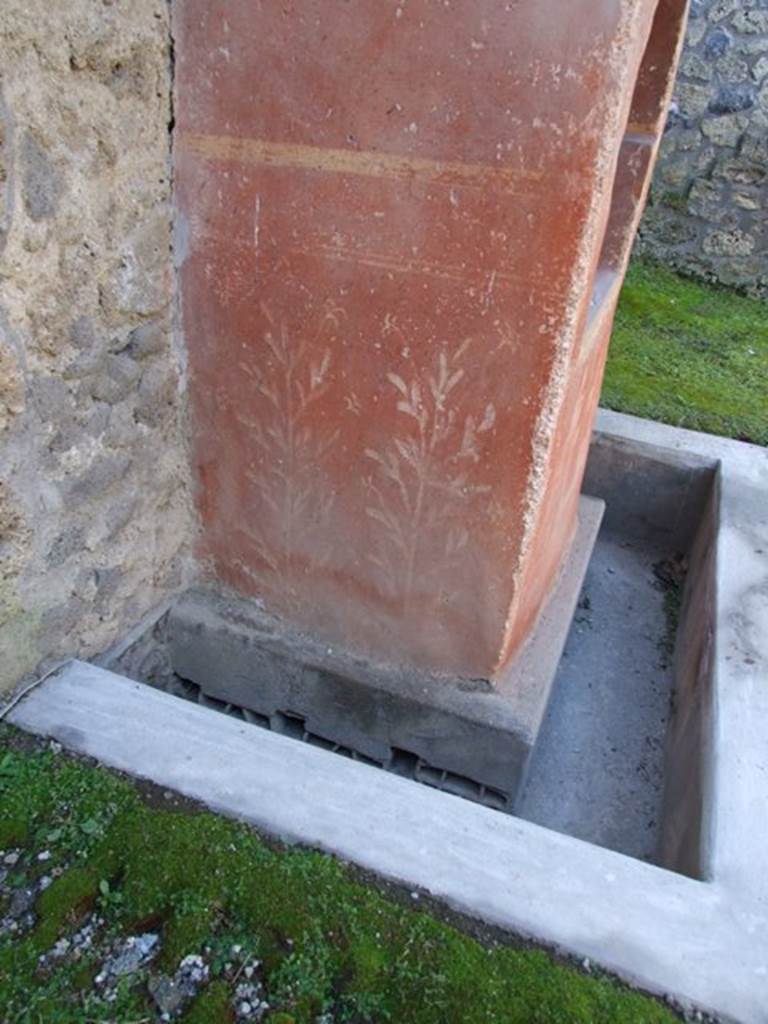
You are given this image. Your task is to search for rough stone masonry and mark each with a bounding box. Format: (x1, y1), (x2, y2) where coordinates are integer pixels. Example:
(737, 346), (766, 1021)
(0, 1), (194, 692)
(638, 0), (768, 296)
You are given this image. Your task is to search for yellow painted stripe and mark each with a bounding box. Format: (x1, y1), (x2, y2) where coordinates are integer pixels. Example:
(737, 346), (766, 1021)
(181, 132), (545, 194)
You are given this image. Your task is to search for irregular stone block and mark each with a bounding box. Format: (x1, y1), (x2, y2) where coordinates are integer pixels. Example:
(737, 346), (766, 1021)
(135, 366), (176, 428)
(20, 132), (64, 222)
(709, 0), (739, 22)
(703, 227), (756, 256)
(703, 27), (730, 60)
(66, 453), (132, 500)
(124, 320), (166, 360)
(675, 82), (715, 119)
(701, 112), (747, 146)
(47, 526), (85, 568)
(68, 316), (98, 350)
(88, 354), (142, 405)
(680, 52), (714, 81)
(732, 9), (768, 35)
(713, 55), (751, 86)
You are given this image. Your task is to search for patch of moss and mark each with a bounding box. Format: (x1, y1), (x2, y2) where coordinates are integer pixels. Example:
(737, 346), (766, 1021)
(603, 258), (768, 446)
(268, 926), (337, 1022)
(0, 813), (29, 848)
(182, 979), (234, 1023)
(345, 932), (389, 992)
(0, 734), (679, 1023)
(159, 906), (221, 970)
(660, 190), (688, 212)
(71, 961), (97, 992)
(32, 864), (101, 953)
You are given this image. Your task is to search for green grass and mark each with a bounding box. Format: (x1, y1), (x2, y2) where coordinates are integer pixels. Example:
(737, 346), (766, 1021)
(0, 730), (678, 1024)
(603, 258), (768, 446)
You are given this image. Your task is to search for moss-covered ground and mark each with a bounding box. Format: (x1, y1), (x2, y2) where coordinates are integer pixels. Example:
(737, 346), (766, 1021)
(0, 729), (678, 1023)
(603, 259), (768, 446)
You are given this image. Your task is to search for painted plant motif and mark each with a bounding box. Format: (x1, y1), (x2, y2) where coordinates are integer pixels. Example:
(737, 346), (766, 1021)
(235, 302), (343, 608)
(365, 338), (495, 611)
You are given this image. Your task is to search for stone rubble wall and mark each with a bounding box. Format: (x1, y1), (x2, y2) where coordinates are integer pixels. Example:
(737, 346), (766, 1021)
(0, 1), (195, 692)
(637, 0), (768, 297)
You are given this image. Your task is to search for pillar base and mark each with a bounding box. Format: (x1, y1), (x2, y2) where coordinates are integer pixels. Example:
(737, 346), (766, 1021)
(167, 495), (604, 810)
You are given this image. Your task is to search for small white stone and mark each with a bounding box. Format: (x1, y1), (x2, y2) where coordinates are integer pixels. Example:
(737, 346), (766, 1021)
(37, 850), (52, 862)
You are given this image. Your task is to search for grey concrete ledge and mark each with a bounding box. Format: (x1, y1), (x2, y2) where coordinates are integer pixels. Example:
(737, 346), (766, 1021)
(8, 410), (768, 1024)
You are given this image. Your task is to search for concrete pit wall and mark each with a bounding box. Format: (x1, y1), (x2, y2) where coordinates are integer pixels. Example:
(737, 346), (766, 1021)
(0, 1), (194, 693)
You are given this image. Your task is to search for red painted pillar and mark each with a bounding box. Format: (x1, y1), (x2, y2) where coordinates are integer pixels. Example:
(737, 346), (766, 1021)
(175, 0), (687, 680)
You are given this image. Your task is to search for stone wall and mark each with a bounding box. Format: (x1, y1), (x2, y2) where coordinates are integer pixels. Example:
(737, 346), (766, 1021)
(637, 0), (768, 297)
(0, 0), (194, 692)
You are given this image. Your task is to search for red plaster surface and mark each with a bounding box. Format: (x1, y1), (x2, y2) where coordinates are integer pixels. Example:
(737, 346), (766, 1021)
(175, 0), (687, 679)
